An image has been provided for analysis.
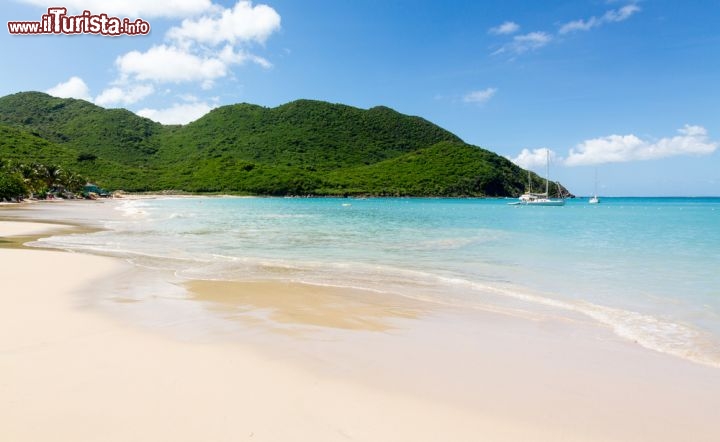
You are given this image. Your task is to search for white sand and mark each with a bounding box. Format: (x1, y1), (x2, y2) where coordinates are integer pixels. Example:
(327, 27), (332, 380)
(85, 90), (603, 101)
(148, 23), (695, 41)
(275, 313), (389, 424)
(0, 225), (568, 442)
(0, 220), (71, 237)
(2, 214), (720, 441)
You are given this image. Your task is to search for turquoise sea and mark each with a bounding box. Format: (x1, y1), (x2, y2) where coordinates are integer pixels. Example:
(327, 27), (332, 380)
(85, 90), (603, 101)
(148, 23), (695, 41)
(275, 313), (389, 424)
(37, 196), (720, 367)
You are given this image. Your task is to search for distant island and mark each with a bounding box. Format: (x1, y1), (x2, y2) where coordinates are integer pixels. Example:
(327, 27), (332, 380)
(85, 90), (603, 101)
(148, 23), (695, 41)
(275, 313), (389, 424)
(0, 91), (570, 198)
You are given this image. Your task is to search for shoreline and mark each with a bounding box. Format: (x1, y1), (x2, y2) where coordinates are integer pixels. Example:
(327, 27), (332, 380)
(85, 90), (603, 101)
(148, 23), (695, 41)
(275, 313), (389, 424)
(2, 202), (720, 441)
(1, 216), (568, 441)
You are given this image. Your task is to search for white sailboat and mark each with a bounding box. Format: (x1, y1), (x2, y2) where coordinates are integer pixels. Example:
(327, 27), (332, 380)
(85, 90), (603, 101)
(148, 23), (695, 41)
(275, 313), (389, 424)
(589, 168), (600, 204)
(510, 150), (565, 206)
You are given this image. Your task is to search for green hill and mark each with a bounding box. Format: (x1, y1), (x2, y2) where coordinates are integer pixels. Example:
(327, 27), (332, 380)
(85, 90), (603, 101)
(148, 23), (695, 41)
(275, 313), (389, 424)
(0, 92), (162, 164)
(0, 91), (565, 197)
(0, 122), (150, 189)
(158, 100), (461, 171)
(323, 141), (529, 196)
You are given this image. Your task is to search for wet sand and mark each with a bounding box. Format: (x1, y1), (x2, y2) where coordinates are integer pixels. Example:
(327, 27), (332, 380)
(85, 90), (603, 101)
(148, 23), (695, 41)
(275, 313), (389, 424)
(186, 279), (425, 331)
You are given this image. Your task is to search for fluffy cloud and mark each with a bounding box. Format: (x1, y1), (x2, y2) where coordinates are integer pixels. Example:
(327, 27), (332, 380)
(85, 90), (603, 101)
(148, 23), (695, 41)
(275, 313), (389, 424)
(115, 43), (273, 88)
(510, 126), (718, 169)
(508, 148), (559, 170)
(217, 45), (272, 68)
(39, 1), (281, 127)
(565, 125), (718, 166)
(462, 88), (497, 104)
(489, 21), (519, 35)
(493, 32), (552, 55)
(116, 45), (228, 84)
(94, 84), (155, 107)
(559, 4), (641, 34)
(17, 0), (213, 18)
(46, 76), (91, 101)
(137, 101), (215, 125)
(167, 1), (281, 46)
(112, 2), (279, 89)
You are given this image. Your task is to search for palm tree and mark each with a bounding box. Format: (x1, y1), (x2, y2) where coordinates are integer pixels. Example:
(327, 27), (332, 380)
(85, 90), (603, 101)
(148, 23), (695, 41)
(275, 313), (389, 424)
(17, 163), (47, 195)
(43, 164), (63, 190)
(59, 170), (86, 193)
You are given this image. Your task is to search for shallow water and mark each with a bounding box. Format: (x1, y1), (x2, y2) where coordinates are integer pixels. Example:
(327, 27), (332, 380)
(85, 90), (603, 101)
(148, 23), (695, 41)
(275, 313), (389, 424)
(35, 196), (720, 367)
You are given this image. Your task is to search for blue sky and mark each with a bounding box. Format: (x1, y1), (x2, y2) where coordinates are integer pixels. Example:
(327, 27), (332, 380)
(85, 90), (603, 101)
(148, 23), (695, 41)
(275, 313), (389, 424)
(2, 0), (719, 196)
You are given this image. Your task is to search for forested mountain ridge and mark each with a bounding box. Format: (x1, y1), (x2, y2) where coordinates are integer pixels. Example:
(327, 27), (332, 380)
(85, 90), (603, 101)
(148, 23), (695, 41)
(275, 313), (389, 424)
(0, 91), (567, 197)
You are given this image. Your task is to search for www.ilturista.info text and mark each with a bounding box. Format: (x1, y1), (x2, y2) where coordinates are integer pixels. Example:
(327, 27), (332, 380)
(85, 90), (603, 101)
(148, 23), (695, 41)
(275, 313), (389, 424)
(7, 8), (150, 36)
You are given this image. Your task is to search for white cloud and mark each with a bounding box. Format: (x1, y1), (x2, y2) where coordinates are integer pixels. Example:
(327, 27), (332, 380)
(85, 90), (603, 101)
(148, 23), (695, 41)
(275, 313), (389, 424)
(116, 44), (228, 84)
(494, 31), (552, 55)
(46, 76), (91, 101)
(489, 21), (520, 35)
(167, 0), (281, 46)
(508, 148), (560, 170)
(559, 4), (641, 34)
(217, 45), (272, 68)
(463, 88), (497, 104)
(17, 0), (213, 19)
(514, 32), (553, 49)
(137, 101), (215, 125)
(559, 18), (597, 34)
(109, 2), (279, 90)
(491, 4), (640, 56)
(41, 2), (280, 118)
(95, 84), (155, 107)
(604, 4), (641, 23)
(114, 44), (272, 88)
(565, 125), (718, 166)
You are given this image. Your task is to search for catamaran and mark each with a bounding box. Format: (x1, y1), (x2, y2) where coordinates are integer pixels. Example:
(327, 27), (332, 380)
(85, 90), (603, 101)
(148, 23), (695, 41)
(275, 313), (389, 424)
(509, 150), (565, 206)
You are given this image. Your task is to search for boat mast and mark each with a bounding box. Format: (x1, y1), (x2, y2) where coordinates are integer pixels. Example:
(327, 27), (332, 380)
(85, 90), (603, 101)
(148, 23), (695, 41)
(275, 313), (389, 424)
(527, 169), (532, 193)
(594, 167), (598, 197)
(545, 149), (550, 196)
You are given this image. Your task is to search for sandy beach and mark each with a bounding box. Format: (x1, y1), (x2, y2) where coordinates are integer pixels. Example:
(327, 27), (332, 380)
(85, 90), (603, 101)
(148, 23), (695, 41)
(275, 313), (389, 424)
(2, 202), (720, 441)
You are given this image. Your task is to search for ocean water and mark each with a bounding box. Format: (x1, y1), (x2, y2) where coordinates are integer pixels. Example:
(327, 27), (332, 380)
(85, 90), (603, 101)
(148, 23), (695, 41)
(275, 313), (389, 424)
(36, 196), (720, 367)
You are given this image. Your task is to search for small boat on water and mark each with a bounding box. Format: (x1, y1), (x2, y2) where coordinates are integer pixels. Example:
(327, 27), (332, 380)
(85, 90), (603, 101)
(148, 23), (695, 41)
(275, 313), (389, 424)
(509, 150), (565, 206)
(510, 192), (566, 206)
(589, 168), (600, 204)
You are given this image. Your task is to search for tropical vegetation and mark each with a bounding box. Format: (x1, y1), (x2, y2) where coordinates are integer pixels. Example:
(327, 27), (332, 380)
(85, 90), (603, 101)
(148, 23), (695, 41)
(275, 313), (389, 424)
(0, 158), (86, 201)
(0, 91), (569, 198)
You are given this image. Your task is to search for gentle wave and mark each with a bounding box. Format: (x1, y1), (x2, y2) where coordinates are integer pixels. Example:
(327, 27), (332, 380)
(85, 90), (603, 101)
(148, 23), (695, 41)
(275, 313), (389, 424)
(34, 231), (720, 368)
(31, 196), (720, 369)
(115, 199), (150, 218)
(449, 277), (720, 369)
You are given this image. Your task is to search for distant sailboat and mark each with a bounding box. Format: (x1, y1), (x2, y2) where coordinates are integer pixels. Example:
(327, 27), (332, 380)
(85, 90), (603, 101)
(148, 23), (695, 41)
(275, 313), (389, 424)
(589, 168), (600, 204)
(510, 150), (565, 206)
